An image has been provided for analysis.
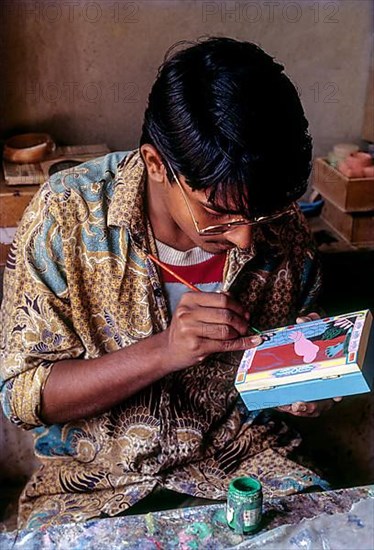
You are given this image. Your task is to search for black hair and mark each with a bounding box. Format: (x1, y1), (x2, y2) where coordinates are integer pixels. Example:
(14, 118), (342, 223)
(140, 36), (313, 217)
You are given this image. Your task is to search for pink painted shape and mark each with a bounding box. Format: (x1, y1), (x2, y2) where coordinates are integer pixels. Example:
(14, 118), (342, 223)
(289, 330), (319, 363)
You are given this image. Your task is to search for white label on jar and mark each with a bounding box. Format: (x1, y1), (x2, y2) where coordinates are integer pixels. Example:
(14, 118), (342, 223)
(243, 507), (261, 526)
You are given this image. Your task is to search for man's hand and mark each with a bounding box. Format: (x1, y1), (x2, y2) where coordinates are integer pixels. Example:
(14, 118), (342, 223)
(275, 311), (343, 417)
(276, 396), (343, 417)
(161, 291), (262, 373)
(41, 291), (261, 424)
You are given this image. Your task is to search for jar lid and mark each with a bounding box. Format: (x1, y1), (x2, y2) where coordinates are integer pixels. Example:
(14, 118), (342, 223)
(228, 476), (262, 497)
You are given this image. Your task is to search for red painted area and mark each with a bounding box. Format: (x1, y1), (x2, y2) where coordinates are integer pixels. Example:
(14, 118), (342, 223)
(248, 334), (347, 373)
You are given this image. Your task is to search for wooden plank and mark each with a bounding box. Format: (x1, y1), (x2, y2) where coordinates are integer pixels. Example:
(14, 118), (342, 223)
(321, 199), (374, 245)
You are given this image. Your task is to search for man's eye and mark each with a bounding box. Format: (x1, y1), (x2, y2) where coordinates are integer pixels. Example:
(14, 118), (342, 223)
(203, 206), (226, 219)
(206, 210), (223, 220)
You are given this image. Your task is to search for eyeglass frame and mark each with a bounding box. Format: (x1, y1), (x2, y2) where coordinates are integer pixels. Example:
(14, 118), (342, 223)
(164, 159), (296, 236)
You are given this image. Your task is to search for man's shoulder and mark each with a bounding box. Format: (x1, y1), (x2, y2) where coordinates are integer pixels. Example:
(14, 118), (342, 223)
(47, 151), (132, 198)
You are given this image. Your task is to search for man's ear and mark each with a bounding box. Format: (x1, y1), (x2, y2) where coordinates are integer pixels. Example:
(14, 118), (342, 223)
(140, 144), (168, 185)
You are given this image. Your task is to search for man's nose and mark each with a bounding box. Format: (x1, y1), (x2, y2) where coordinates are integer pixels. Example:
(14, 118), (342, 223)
(225, 225), (252, 249)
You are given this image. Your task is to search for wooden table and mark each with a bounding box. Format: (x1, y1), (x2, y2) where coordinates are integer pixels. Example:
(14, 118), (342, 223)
(0, 485), (373, 548)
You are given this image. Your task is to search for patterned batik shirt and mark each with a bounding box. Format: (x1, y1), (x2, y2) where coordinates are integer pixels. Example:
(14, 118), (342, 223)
(0, 149), (326, 530)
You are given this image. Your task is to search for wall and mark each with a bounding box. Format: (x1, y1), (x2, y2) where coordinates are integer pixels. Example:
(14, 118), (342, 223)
(1, 0), (372, 161)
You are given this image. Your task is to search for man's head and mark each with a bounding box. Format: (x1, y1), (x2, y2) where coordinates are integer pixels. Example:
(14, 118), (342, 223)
(140, 36), (312, 252)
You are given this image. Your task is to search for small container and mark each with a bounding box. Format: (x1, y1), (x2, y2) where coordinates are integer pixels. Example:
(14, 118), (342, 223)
(226, 477), (263, 534)
(333, 143), (359, 160)
(327, 151), (339, 167)
(337, 161), (364, 178)
(346, 152), (372, 169)
(363, 165), (374, 177)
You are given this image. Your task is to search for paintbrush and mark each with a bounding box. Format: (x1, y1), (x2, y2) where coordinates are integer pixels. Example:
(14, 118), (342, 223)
(148, 253), (261, 335)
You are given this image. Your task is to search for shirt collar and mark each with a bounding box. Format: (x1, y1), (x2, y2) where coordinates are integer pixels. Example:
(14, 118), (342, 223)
(108, 148), (148, 247)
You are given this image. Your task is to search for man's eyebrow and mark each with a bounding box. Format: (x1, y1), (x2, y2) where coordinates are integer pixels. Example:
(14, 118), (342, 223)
(200, 200), (241, 216)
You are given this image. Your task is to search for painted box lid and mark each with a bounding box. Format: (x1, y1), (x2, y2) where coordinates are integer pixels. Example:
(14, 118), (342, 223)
(235, 310), (374, 411)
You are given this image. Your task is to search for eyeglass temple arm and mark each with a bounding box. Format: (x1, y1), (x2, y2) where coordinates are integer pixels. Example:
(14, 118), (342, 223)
(166, 161), (202, 235)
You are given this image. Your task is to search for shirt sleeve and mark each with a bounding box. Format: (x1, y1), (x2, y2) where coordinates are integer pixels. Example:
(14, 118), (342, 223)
(0, 181), (85, 429)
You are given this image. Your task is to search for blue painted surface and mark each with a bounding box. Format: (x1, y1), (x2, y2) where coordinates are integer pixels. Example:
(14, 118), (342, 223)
(239, 372), (372, 411)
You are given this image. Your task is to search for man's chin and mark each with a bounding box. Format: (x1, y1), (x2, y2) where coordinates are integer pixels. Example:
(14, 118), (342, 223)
(200, 241), (235, 254)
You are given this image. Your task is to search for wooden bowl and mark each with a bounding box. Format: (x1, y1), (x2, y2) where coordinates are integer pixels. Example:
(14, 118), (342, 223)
(3, 133), (56, 163)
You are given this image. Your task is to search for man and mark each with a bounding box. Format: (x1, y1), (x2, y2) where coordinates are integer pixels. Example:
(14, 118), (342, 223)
(1, 37), (338, 529)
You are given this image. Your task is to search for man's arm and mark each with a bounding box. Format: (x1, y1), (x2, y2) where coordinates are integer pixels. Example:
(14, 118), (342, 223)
(40, 291), (262, 424)
(40, 331), (168, 424)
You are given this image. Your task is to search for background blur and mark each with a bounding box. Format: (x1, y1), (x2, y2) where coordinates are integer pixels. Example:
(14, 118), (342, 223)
(0, 0), (372, 164)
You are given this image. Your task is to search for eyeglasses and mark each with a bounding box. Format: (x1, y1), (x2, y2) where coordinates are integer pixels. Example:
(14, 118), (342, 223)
(165, 160), (295, 236)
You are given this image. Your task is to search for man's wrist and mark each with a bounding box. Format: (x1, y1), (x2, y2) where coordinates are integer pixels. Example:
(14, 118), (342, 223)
(148, 329), (172, 376)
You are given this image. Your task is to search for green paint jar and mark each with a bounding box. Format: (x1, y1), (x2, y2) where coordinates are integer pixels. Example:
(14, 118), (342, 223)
(226, 476), (263, 534)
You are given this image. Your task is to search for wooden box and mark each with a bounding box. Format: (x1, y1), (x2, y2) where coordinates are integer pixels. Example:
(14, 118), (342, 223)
(321, 198), (374, 245)
(235, 310), (374, 411)
(312, 157), (374, 212)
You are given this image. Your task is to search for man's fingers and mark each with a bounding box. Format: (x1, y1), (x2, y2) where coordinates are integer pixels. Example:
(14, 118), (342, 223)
(296, 312), (321, 324)
(199, 323), (240, 341)
(220, 334), (263, 352)
(214, 291), (248, 319)
(278, 398), (339, 417)
(179, 291), (249, 320)
(195, 308), (249, 336)
(198, 334), (262, 357)
(291, 401), (315, 414)
(276, 405), (291, 413)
